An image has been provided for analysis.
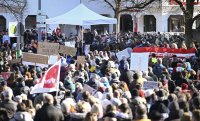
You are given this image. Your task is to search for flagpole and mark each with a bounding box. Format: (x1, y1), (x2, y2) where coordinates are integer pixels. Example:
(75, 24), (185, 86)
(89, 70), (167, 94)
(56, 59), (61, 99)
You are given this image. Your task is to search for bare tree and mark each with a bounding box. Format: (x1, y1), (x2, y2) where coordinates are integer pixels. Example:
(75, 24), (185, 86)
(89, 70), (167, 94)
(0, 0), (27, 21)
(89, 0), (159, 32)
(173, 0), (200, 46)
(0, 0), (28, 50)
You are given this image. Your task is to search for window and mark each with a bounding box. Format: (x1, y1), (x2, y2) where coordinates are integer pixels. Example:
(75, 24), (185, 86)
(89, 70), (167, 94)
(120, 14), (133, 32)
(0, 16), (6, 31)
(25, 15), (36, 29)
(144, 15), (156, 32)
(168, 15), (184, 32)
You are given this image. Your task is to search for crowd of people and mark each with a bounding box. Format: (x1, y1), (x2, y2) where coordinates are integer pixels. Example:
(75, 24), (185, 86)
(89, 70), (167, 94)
(0, 29), (200, 121)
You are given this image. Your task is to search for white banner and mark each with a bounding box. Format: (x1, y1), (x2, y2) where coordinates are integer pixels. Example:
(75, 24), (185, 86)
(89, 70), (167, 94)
(130, 53), (149, 72)
(143, 81), (158, 90)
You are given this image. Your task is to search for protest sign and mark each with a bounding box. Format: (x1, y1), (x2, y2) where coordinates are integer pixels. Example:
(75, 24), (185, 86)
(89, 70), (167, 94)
(22, 53), (48, 67)
(84, 45), (90, 55)
(83, 84), (97, 94)
(116, 48), (132, 61)
(48, 55), (60, 65)
(64, 41), (75, 48)
(130, 53), (149, 72)
(37, 42), (59, 55)
(0, 72), (12, 80)
(132, 47), (196, 59)
(9, 58), (22, 64)
(59, 45), (77, 56)
(143, 81), (158, 90)
(77, 56), (85, 66)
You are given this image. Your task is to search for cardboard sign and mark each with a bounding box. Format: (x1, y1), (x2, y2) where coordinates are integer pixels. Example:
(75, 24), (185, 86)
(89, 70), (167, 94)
(83, 84), (97, 94)
(143, 81), (158, 90)
(9, 58), (22, 64)
(59, 45), (77, 56)
(130, 53), (149, 72)
(77, 56), (85, 66)
(0, 72), (12, 80)
(65, 41), (75, 48)
(23, 53), (49, 65)
(37, 42), (59, 55)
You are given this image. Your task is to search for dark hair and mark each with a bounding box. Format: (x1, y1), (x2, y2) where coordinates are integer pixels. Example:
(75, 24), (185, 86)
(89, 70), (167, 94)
(84, 112), (97, 121)
(17, 103), (26, 112)
(149, 111), (163, 121)
(152, 53), (156, 57)
(179, 100), (189, 112)
(131, 89), (139, 97)
(65, 90), (72, 97)
(0, 108), (9, 121)
(118, 103), (129, 113)
(82, 91), (90, 101)
(25, 99), (34, 109)
(105, 105), (116, 114)
(193, 97), (200, 110)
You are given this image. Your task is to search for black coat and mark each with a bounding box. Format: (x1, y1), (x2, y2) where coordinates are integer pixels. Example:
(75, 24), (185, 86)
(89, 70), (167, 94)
(149, 101), (168, 114)
(34, 104), (64, 121)
(119, 70), (134, 85)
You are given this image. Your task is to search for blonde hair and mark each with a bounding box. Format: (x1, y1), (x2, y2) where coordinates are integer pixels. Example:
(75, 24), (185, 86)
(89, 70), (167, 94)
(91, 103), (103, 118)
(120, 82), (129, 92)
(76, 101), (88, 113)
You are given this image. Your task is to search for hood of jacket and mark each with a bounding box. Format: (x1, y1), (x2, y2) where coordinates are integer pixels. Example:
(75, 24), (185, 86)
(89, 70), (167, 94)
(12, 112), (33, 121)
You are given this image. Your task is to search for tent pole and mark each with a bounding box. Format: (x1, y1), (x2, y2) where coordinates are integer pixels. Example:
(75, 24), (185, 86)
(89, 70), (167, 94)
(82, 26), (84, 55)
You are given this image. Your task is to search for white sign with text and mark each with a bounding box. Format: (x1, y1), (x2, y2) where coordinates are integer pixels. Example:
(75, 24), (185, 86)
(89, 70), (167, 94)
(130, 53), (149, 72)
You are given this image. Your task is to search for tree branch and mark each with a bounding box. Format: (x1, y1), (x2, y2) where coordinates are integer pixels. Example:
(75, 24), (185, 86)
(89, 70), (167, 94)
(0, 0), (27, 21)
(173, 0), (187, 14)
(119, 0), (157, 13)
(103, 0), (116, 12)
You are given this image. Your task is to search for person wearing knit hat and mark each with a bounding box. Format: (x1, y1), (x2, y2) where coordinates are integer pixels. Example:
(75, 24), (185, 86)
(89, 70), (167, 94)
(181, 83), (189, 94)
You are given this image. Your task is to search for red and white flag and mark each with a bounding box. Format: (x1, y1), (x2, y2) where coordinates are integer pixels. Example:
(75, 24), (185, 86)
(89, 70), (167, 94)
(132, 47), (196, 59)
(30, 60), (61, 94)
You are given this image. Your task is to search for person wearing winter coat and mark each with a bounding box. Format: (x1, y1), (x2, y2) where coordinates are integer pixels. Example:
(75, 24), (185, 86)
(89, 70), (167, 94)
(34, 94), (64, 121)
(10, 102), (33, 121)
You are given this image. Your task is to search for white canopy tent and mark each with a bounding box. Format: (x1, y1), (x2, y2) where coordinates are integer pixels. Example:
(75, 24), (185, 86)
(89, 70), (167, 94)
(46, 4), (117, 25)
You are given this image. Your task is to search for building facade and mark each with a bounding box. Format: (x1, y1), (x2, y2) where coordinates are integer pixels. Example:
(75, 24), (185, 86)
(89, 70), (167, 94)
(0, 0), (200, 37)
